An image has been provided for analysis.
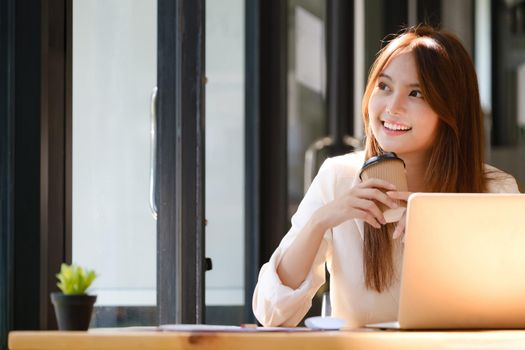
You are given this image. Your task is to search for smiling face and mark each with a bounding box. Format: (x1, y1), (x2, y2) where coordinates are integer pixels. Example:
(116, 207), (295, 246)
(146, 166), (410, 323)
(367, 51), (440, 160)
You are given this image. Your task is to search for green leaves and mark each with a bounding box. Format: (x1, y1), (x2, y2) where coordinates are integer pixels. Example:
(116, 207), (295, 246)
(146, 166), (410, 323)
(56, 263), (98, 295)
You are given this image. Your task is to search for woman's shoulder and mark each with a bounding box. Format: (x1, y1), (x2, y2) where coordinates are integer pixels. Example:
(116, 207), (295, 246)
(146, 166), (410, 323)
(322, 150), (366, 178)
(484, 164), (521, 193)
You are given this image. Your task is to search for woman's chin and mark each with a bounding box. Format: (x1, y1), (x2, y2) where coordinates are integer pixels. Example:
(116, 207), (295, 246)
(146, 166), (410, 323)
(376, 143), (404, 154)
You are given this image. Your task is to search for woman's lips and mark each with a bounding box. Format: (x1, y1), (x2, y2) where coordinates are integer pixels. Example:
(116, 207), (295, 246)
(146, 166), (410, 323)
(382, 121), (412, 136)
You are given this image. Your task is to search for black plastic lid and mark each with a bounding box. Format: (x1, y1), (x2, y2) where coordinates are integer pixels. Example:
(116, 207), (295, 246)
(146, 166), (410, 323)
(359, 152), (405, 180)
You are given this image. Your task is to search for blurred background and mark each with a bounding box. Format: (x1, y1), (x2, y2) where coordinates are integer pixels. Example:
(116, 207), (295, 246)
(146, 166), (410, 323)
(2, 0), (525, 340)
(73, 0), (525, 326)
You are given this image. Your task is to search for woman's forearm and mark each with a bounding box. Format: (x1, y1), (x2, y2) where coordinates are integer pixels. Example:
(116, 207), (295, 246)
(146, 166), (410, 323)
(276, 214), (328, 289)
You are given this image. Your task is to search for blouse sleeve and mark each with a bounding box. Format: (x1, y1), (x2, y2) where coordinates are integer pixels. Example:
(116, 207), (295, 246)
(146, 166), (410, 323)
(252, 158), (335, 327)
(485, 165), (521, 193)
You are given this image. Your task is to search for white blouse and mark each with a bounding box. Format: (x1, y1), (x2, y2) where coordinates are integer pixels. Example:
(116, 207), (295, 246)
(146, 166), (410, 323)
(252, 151), (520, 328)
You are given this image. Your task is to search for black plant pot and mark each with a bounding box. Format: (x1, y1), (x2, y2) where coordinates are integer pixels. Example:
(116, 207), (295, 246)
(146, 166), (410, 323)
(50, 292), (97, 330)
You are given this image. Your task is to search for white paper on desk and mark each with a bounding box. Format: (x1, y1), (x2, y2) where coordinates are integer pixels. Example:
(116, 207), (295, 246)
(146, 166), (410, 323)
(159, 324), (312, 332)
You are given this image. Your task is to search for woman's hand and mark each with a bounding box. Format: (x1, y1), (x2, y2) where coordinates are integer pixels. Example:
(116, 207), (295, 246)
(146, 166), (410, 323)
(386, 191), (412, 239)
(313, 179), (400, 231)
(278, 179), (399, 289)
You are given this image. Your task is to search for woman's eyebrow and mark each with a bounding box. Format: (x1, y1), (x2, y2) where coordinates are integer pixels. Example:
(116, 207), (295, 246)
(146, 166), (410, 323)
(379, 73), (420, 88)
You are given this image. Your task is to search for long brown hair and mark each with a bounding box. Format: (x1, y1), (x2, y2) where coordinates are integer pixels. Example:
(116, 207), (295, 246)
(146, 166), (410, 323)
(361, 25), (486, 292)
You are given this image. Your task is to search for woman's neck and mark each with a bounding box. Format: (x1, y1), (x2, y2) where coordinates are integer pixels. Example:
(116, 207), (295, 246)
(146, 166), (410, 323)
(400, 152), (430, 192)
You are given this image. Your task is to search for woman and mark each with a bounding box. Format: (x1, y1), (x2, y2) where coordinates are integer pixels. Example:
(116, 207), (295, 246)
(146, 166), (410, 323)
(252, 25), (520, 328)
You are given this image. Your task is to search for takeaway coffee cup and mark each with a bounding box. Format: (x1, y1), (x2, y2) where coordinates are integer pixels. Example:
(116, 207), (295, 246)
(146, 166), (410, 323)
(359, 152), (408, 223)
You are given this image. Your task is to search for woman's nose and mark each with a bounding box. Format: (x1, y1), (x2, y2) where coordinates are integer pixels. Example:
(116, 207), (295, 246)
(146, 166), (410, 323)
(386, 93), (405, 116)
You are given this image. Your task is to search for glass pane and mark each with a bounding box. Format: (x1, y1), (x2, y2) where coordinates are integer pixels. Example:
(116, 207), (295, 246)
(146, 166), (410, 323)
(205, 0), (245, 324)
(479, 0), (525, 191)
(287, 0), (327, 320)
(72, 0), (157, 327)
(287, 0), (327, 217)
(288, 0), (327, 217)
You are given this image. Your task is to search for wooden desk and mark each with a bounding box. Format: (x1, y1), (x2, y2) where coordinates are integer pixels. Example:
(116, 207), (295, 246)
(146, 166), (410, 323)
(9, 329), (525, 350)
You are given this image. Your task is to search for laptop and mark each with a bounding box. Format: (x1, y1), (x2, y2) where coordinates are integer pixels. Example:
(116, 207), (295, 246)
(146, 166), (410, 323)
(367, 193), (525, 330)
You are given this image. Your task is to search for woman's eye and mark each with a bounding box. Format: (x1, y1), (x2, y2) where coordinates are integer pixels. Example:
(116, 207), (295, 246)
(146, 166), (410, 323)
(409, 90), (423, 98)
(378, 81), (389, 91)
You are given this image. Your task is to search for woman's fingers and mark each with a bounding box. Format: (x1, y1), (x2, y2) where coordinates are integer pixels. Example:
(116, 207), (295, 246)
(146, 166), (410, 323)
(351, 198), (386, 226)
(360, 178), (397, 191)
(386, 191), (412, 202)
(353, 208), (382, 229)
(335, 180), (408, 230)
(392, 212), (406, 239)
(356, 179), (399, 209)
(357, 188), (398, 209)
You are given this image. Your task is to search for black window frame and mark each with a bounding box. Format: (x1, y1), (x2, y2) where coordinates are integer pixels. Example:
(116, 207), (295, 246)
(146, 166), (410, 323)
(157, 0), (206, 324)
(244, 0), (289, 324)
(1, 0), (15, 347)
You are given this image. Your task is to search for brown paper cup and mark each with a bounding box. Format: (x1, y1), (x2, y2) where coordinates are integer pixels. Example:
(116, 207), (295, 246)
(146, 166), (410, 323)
(359, 153), (408, 223)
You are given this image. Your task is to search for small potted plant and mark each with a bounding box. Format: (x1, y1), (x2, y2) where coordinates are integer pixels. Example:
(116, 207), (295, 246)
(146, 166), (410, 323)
(50, 263), (98, 330)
